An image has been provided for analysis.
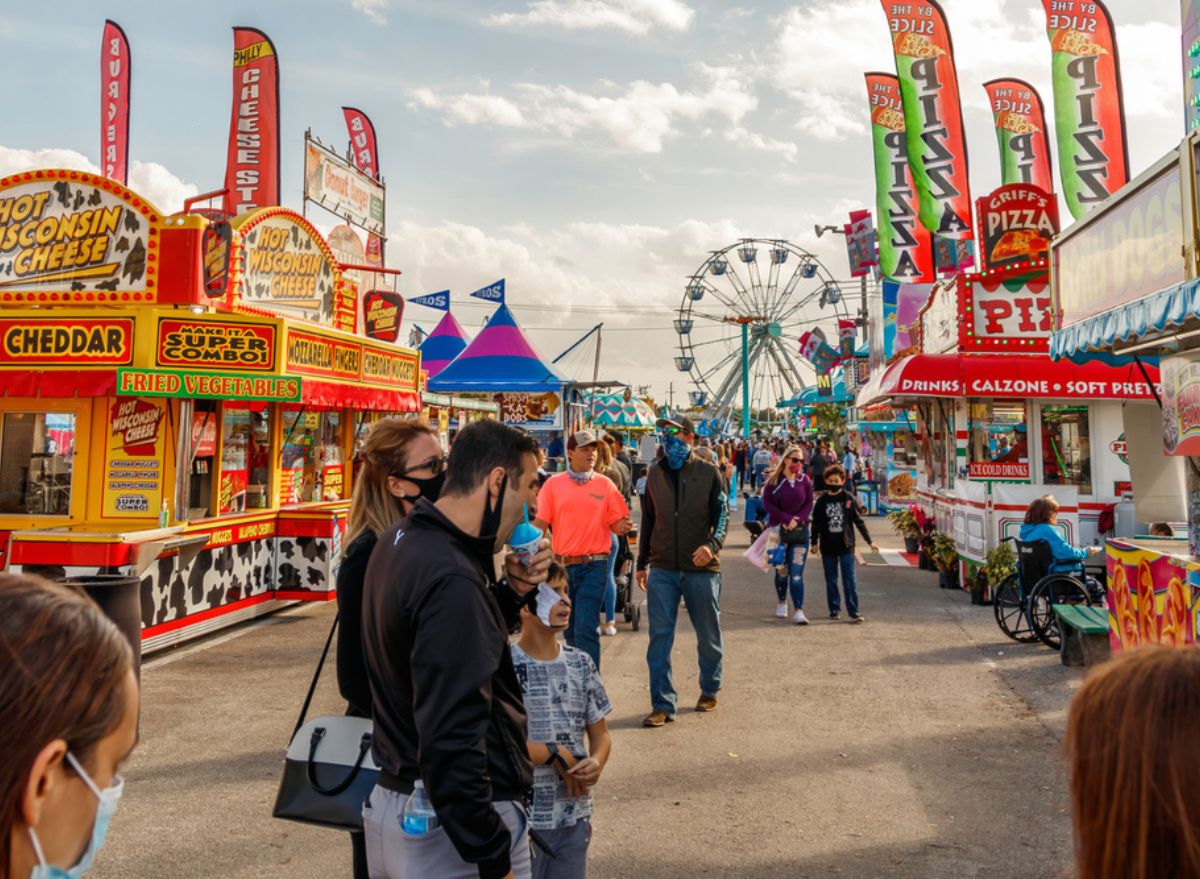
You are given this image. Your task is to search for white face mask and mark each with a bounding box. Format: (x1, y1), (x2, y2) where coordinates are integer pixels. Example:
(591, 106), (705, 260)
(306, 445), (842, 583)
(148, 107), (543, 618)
(28, 752), (124, 879)
(535, 583), (568, 629)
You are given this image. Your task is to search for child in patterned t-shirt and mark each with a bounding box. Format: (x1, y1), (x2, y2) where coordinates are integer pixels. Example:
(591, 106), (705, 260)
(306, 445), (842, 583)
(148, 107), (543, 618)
(512, 563), (613, 879)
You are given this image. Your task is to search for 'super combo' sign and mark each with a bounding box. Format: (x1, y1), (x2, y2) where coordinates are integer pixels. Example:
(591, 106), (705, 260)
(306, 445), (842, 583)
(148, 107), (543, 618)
(117, 368), (300, 402)
(157, 318), (276, 371)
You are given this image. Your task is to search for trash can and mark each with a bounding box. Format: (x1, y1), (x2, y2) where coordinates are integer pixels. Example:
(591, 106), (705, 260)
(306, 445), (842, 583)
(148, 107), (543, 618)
(61, 575), (143, 679)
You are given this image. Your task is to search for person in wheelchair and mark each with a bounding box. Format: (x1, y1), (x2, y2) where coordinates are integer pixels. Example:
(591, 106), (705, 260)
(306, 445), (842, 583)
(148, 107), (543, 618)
(1018, 495), (1093, 582)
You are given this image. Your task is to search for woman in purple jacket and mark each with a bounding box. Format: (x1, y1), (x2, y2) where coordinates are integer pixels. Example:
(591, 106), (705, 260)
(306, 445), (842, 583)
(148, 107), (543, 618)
(763, 444), (815, 625)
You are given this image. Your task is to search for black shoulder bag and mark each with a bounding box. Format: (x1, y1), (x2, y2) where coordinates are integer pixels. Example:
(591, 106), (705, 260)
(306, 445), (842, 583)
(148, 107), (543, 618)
(272, 613), (379, 831)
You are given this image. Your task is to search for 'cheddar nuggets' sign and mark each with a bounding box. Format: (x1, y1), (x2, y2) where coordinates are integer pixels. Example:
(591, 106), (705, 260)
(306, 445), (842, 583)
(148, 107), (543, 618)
(0, 174), (155, 296)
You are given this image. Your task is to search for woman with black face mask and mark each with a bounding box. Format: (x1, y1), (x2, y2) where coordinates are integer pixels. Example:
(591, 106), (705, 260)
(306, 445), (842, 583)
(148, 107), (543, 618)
(337, 418), (444, 879)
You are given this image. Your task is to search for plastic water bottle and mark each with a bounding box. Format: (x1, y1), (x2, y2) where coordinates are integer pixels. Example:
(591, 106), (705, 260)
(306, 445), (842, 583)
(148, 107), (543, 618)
(402, 781), (439, 835)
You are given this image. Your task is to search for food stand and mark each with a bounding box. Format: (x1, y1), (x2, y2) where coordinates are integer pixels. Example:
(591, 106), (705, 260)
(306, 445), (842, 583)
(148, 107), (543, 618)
(0, 169), (421, 652)
(1049, 133), (1200, 651)
(858, 249), (1158, 584)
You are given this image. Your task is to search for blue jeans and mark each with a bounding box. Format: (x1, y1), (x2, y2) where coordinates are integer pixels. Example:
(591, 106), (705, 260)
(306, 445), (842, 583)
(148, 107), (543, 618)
(646, 568), (724, 714)
(566, 560), (607, 670)
(604, 533), (618, 624)
(753, 464), (767, 489)
(822, 552), (859, 617)
(531, 817), (590, 879)
(774, 538), (808, 609)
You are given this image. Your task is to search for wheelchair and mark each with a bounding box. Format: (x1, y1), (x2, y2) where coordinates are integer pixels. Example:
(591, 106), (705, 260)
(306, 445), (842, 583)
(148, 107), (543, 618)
(992, 538), (1104, 651)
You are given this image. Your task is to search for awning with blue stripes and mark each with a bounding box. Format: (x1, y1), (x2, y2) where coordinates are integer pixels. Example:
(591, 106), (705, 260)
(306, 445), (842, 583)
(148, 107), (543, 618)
(1049, 279), (1200, 364)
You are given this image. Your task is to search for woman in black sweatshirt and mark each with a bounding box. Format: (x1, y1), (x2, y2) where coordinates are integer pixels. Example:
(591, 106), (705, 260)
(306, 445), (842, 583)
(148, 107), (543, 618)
(337, 417), (445, 877)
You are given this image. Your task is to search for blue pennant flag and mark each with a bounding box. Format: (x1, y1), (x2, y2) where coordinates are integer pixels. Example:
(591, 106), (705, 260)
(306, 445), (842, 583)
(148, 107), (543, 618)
(470, 278), (505, 304)
(409, 290), (450, 311)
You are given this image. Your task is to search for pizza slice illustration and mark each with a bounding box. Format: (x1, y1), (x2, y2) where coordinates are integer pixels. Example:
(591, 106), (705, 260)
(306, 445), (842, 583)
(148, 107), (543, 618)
(872, 106), (905, 132)
(990, 229), (1050, 263)
(894, 32), (946, 59)
(1051, 29), (1109, 57)
(996, 111), (1040, 136)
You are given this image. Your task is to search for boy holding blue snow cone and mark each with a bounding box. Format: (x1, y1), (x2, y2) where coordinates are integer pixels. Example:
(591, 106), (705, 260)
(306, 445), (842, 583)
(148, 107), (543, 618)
(513, 561), (613, 879)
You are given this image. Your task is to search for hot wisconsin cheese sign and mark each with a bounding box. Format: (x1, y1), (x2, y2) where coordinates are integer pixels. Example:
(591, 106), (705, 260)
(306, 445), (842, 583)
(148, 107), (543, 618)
(0, 170), (161, 303)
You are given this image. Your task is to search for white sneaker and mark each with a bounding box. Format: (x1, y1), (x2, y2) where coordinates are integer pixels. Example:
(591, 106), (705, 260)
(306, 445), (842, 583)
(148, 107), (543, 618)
(793, 609), (810, 626)
(775, 603), (788, 618)
(603, 623), (618, 636)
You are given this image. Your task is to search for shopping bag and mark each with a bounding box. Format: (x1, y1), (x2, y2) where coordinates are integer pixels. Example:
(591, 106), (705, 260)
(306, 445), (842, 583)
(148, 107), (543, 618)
(743, 526), (777, 572)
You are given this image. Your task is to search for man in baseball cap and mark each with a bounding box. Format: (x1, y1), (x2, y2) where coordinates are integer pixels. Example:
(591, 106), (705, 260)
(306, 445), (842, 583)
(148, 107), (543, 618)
(534, 427), (631, 670)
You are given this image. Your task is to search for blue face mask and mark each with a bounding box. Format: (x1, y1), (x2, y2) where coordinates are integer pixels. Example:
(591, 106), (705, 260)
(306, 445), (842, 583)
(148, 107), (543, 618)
(28, 752), (123, 879)
(662, 434), (691, 470)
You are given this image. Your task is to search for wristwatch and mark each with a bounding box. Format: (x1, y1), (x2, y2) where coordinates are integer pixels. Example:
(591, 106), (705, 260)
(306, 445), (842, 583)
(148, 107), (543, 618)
(543, 743), (568, 770)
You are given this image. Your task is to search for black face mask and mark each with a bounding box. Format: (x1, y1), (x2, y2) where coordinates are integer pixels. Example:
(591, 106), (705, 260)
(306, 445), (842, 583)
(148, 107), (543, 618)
(480, 472), (509, 541)
(397, 470), (445, 506)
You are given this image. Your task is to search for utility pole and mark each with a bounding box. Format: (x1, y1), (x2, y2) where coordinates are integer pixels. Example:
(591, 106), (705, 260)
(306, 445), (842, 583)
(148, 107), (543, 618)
(669, 383), (674, 411)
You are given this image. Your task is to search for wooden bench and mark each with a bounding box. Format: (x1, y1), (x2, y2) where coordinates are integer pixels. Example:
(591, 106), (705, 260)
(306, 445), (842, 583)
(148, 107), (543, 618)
(1053, 604), (1111, 668)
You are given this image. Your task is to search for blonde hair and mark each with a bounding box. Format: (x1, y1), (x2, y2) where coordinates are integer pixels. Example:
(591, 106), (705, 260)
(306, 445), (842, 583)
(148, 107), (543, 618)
(765, 444), (805, 488)
(346, 418), (437, 547)
(596, 440), (614, 471)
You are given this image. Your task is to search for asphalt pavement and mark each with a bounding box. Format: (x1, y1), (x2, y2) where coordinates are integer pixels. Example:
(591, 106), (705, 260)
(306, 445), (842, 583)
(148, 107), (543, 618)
(89, 520), (1079, 879)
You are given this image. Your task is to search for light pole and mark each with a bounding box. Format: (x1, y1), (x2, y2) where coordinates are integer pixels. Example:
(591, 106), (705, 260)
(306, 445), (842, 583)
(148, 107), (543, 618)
(815, 223), (869, 342)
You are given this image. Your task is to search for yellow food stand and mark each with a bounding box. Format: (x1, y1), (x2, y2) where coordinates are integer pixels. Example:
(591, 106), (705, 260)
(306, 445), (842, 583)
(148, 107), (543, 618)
(0, 169), (421, 652)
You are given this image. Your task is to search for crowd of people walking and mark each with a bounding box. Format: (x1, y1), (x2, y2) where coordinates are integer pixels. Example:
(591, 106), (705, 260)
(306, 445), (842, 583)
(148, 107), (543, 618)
(5, 415), (1196, 879)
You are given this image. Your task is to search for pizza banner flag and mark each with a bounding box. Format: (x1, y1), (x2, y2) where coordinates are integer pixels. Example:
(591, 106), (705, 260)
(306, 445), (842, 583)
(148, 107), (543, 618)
(100, 20), (131, 185)
(798, 331), (839, 373)
(837, 319), (857, 360)
(222, 27), (281, 217)
(880, 0), (974, 241)
(1041, 0), (1129, 220)
(341, 107), (384, 265)
(983, 79), (1054, 194)
(865, 72), (935, 284)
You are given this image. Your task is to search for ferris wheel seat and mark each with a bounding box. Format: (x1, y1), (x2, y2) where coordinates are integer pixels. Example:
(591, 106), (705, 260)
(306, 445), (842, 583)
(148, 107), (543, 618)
(674, 356), (694, 372)
(687, 286), (705, 301)
(770, 249), (788, 265)
(674, 319), (694, 334)
(710, 259), (728, 275)
(738, 248), (757, 263)
(800, 262), (818, 279)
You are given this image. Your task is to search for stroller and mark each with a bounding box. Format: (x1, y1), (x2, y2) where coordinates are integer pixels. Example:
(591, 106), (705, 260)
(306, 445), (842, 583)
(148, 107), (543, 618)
(613, 528), (642, 631)
(744, 495), (767, 541)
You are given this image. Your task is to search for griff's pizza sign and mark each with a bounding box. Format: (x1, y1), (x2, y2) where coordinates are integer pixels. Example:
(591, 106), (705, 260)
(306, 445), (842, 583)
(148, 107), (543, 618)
(977, 184), (1059, 272)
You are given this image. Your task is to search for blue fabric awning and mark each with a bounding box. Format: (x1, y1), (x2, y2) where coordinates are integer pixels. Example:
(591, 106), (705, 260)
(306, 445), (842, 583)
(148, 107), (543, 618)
(1049, 279), (1200, 363)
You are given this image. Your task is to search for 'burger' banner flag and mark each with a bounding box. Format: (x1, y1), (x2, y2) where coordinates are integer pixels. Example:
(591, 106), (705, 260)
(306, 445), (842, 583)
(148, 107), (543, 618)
(342, 106), (384, 267)
(1041, 0), (1129, 219)
(222, 27), (280, 217)
(983, 79), (1054, 194)
(100, 20), (131, 185)
(880, 0), (973, 241)
(865, 72), (934, 283)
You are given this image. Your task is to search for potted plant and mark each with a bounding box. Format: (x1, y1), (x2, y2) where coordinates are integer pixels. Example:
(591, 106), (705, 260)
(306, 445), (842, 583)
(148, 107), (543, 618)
(969, 568), (990, 606)
(913, 506), (937, 570)
(985, 541), (1016, 598)
(886, 507), (920, 553)
(930, 532), (960, 589)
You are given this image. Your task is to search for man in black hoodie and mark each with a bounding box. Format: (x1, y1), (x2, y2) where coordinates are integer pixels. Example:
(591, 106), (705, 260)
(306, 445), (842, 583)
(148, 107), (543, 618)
(361, 420), (551, 879)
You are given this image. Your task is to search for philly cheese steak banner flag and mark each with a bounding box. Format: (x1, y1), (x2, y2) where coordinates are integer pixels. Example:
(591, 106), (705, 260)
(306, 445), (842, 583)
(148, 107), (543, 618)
(1041, 0), (1129, 220)
(342, 107), (384, 267)
(222, 27), (281, 217)
(865, 72), (934, 283)
(880, 0), (973, 242)
(100, 20), (131, 185)
(983, 79), (1054, 193)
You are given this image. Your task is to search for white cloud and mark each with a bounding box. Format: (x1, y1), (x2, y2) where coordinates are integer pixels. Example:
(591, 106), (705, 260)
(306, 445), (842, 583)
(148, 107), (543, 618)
(409, 65), (757, 153)
(485, 0), (694, 36)
(0, 145), (198, 214)
(350, 0), (389, 24)
(725, 126), (797, 162)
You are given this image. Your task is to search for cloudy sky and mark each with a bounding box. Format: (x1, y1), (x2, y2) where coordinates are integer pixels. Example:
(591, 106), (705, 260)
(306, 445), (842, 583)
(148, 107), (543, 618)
(0, 0), (1188, 404)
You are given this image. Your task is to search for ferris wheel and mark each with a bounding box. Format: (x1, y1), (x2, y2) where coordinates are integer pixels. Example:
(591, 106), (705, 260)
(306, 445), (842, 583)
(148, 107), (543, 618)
(673, 238), (851, 432)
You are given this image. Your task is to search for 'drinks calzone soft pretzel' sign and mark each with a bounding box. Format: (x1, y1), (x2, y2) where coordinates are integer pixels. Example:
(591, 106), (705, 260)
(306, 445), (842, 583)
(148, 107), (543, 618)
(880, 0), (974, 242)
(1040, 0), (1129, 220)
(865, 72), (934, 283)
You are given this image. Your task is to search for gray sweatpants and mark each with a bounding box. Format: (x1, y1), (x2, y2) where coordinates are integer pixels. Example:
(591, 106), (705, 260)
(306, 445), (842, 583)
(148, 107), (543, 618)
(362, 785), (532, 879)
